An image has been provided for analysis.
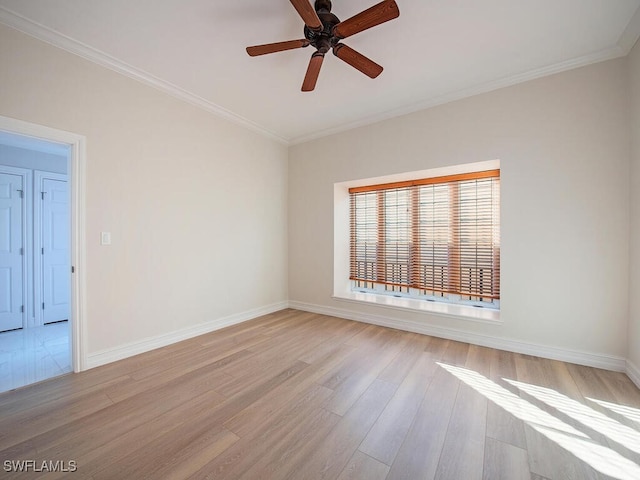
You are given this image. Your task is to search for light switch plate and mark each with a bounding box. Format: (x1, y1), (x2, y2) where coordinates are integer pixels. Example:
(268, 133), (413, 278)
(101, 232), (111, 245)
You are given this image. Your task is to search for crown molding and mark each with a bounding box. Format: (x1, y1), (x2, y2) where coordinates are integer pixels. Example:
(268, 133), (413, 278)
(3, 3), (638, 148)
(0, 6), (289, 145)
(618, 5), (640, 54)
(289, 45), (628, 145)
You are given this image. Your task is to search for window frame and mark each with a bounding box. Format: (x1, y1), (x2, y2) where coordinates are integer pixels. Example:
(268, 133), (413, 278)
(342, 165), (500, 320)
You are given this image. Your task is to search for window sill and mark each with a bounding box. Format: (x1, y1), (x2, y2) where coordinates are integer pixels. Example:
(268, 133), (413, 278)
(333, 291), (501, 324)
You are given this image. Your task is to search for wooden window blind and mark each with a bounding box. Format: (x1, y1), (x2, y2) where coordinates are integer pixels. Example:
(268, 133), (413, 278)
(349, 169), (500, 301)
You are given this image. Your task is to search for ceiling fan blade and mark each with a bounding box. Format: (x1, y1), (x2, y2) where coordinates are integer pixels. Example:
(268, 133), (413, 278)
(333, 44), (383, 78)
(333, 0), (399, 39)
(246, 39), (310, 57)
(289, 0), (323, 30)
(301, 52), (324, 92)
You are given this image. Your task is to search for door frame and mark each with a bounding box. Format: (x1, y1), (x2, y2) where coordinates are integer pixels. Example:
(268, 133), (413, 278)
(0, 165), (31, 330)
(0, 115), (87, 372)
(34, 171), (69, 327)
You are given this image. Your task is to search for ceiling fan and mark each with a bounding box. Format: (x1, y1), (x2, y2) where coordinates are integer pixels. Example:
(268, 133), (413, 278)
(246, 0), (400, 92)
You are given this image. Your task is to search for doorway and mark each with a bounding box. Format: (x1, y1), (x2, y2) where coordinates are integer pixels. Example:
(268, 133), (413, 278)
(0, 115), (86, 392)
(0, 138), (71, 391)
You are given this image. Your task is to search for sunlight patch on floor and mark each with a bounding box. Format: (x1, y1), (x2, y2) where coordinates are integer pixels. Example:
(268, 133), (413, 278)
(437, 362), (640, 480)
(506, 379), (640, 456)
(588, 397), (640, 427)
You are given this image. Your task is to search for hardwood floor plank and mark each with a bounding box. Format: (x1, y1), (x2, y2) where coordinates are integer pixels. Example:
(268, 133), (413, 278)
(465, 344), (493, 376)
(188, 387), (339, 479)
(0, 440), (37, 465)
(104, 358), (236, 404)
(593, 369), (640, 431)
(514, 354), (604, 480)
(337, 451), (389, 480)
(212, 323), (329, 398)
(224, 380), (332, 439)
(430, 344), (493, 480)
(566, 362), (619, 403)
(324, 331), (406, 416)
(299, 320), (367, 365)
(319, 328), (399, 390)
(0, 373), (129, 417)
(251, 310), (320, 339)
(359, 353), (436, 465)
(0, 389), (114, 451)
(542, 363), (640, 466)
(595, 369), (640, 407)
(377, 333), (432, 384)
(199, 323), (271, 348)
(482, 437), (531, 480)
(90, 400), (239, 480)
(487, 348), (527, 449)
(344, 324), (389, 347)
(29, 384), (228, 477)
(233, 407), (341, 480)
(440, 339), (470, 367)
(221, 341), (359, 433)
(128, 332), (271, 381)
(423, 335), (450, 359)
(386, 365), (460, 480)
(434, 381), (487, 480)
(148, 428), (240, 480)
(282, 379), (397, 480)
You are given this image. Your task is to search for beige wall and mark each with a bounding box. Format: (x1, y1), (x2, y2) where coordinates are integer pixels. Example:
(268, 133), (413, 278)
(629, 39), (640, 375)
(0, 24), (289, 360)
(290, 58), (631, 363)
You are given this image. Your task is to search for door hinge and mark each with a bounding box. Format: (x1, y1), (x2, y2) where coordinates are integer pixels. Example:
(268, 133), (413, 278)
(21, 305), (24, 313)
(42, 302), (45, 310)
(17, 189), (23, 198)
(71, 266), (75, 273)
(20, 247), (23, 255)
(41, 191), (46, 200)
(41, 247), (44, 255)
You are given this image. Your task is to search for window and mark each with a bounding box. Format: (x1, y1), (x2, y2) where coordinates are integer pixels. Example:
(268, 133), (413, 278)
(349, 169), (500, 308)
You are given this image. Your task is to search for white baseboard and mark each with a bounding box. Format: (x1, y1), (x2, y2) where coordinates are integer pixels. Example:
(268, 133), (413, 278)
(289, 300), (627, 373)
(86, 301), (288, 370)
(84, 298), (635, 380)
(627, 359), (640, 389)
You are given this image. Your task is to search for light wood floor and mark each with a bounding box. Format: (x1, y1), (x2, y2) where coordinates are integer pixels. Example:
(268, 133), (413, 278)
(1, 309), (640, 479)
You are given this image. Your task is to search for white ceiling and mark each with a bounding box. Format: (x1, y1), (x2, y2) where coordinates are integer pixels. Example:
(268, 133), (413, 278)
(1, 0), (639, 145)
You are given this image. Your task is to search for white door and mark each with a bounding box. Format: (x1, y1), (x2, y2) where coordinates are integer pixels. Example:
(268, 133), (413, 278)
(41, 178), (69, 324)
(0, 172), (24, 331)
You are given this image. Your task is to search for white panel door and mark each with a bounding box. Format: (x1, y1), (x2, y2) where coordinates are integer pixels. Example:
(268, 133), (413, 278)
(42, 178), (69, 324)
(0, 172), (24, 331)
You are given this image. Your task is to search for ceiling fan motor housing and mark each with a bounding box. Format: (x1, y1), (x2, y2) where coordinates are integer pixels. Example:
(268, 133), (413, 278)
(304, 0), (341, 54)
